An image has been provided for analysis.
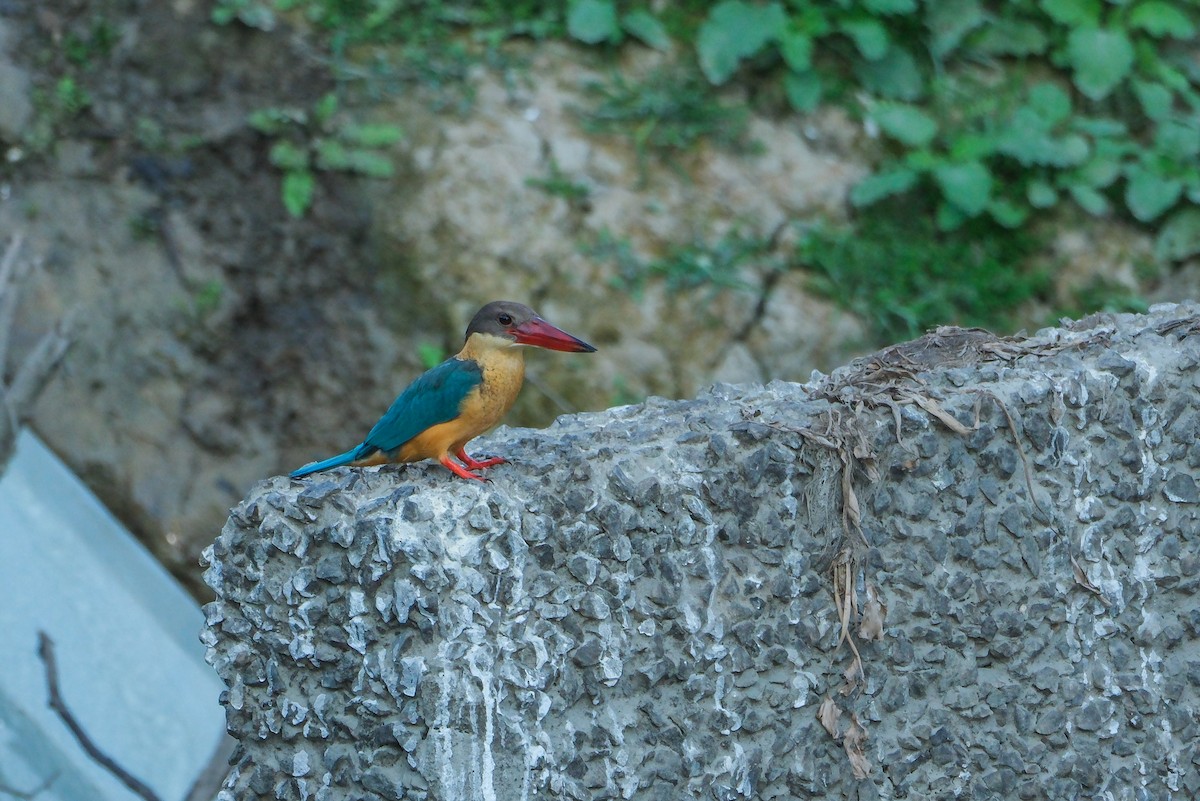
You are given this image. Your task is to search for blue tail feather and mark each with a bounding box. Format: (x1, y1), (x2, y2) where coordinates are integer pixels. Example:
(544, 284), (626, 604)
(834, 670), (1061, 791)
(290, 446), (367, 478)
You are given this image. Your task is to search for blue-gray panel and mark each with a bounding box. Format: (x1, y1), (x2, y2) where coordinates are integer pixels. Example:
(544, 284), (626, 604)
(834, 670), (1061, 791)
(0, 431), (226, 801)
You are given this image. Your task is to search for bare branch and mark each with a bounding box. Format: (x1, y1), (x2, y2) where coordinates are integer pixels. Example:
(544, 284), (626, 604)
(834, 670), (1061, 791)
(0, 233), (30, 367)
(37, 632), (165, 801)
(0, 234), (73, 474)
(9, 316), (72, 413)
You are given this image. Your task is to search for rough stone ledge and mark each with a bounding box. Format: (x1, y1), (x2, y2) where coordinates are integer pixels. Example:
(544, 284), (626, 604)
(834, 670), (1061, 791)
(202, 303), (1200, 801)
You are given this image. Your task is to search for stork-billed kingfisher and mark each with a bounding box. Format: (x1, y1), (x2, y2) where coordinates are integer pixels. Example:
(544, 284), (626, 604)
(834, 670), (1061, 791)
(290, 301), (596, 482)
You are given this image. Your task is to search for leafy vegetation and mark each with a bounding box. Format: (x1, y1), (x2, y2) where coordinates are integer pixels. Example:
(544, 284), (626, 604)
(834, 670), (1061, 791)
(211, 0), (1199, 332)
(581, 68), (752, 169)
(799, 208), (1052, 343)
(565, 0), (1200, 259)
(247, 93), (401, 217)
(526, 160), (592, 205)
(588, 209), (1064, 345)
(588, 228), (764, 299)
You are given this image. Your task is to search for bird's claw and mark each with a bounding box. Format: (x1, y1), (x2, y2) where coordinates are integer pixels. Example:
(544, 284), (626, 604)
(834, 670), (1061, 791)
(440, 455), (489, 481)
(455, 448), (507, 471)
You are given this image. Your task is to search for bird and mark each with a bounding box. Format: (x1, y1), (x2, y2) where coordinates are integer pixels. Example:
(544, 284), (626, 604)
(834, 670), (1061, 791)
(290, 301), (596, 482)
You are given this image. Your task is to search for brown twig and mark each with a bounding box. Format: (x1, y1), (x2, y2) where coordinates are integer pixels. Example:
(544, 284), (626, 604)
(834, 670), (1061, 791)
(0, 235), (73, 473)
(36, 632), (164, 801)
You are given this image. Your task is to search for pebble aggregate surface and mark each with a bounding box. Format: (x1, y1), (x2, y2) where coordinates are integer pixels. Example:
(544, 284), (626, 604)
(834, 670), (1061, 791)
(203, 304), (1200, 800)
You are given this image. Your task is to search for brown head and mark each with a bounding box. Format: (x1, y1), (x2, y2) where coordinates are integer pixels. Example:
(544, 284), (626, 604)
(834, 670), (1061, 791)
(465, 301), (596, 353)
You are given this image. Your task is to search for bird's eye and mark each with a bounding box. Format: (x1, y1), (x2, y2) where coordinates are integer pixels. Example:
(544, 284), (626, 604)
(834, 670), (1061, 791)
(498, 313), (513, 326)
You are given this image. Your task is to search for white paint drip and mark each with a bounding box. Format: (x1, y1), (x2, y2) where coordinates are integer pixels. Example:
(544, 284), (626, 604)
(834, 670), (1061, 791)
(468, 646), (498, 801)
(433, 642), (462, 801)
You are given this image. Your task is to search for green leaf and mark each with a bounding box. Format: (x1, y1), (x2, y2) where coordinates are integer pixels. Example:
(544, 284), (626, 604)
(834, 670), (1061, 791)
(849, 166), (919, 206)
(1132, 80), (1174, 121)
(696, 0), (787, 83)
(936, 201), (966, 230)
(1068, 184), (1110, 216)
(988, 198), (1029, 228)
(269, 140), (309, 170)
(1129, 2), (1197, 38)
(855, 46), (924, 100)
(696, 1), (787, 84)
(1067, 28), (1135, 100)
(622, 10), (670, 50)
(1039, 0), (1101, 26)
(1125, 165), (1183, 221)
(1075, 153), (1123, 187)
(1026, 83), (1072, 125)
(1155, 118), (1200, 160)
(842, 18), (890, 60)
(417, 343), (445, 370)
(248, 107), (299, 135)
(784, 71), (823, 111)
(904, 149), (939, 171)
(926, 0), (985, 59)
(863, 0), (917, 13)
(213, 1), (275, 30)
(872, 103), (938, 146)
(282, 170), (315, 218)
(313, 93), (338, 124)
(340, 123), (403, 147)
(1155, 208), (1200, 261)
(345, 150), (395, 178)
(1028, 180), (1059, 208)
(949, 133), (997, 161)
(1152, 62), (1192, 94)
(997, 115), (1090, 167)
(567, 0), (621, 45)
(314, 139), (350, 170)
(1071, 118), (1127, 138)
(1054, 135), (1092, 166)
(970, 19), (1047, 56)
(777, 29), (813, 71)
(934, 161), (993, 216)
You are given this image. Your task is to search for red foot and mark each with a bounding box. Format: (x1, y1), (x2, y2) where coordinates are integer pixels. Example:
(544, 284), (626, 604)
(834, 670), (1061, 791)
(439, 455), (486, 482)
(455, 447), (507, 471)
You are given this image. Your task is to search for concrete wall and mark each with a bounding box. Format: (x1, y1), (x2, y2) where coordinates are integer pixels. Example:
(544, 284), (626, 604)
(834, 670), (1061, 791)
(202, 304), (1200, 800)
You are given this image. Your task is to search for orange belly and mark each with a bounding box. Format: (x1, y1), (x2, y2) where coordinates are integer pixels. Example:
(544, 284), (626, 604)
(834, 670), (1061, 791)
(355, 351), (524, 466)
(395, 415), (489, 462)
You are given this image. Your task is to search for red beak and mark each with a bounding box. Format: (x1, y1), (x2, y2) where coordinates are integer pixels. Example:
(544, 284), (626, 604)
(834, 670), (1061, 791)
(511, 317), (597, 352)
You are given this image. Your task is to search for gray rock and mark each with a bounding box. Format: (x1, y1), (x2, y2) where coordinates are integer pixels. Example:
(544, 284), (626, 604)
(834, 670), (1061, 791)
(204, 306), (1200, 800)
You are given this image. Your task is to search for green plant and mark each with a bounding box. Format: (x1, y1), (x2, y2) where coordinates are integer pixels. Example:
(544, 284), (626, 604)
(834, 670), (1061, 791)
(172, 279), (226, 326)
(565, 1), (1200, 260)
(63, 17), (118, 66)
(128, 212), (160, 241)
(582, 68), (751, 166)
(589, 228), (763, 299)
(585, 229), (644, 291)
(566, 0), (670, 49)
(417, 342), (446, 369)
(609, 375), (644, 407)
(192, 280), (225, 319)
(248, 93), (402, 217)
(1061, 277), (1148, 320)
(211, 0), (277, 30)
(54, 77), (91, 115)
(798, 206), (1050, 344)
(214, 0), (565, 58)
(526, 160), (591, 204)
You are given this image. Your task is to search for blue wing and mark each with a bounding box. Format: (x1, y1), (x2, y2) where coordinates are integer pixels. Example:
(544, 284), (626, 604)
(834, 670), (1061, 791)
(363, 357), (484, 455)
